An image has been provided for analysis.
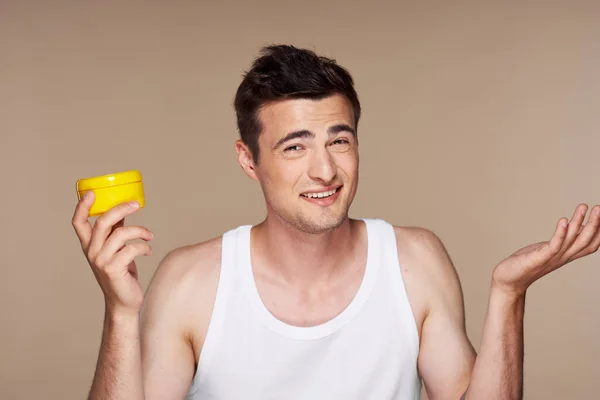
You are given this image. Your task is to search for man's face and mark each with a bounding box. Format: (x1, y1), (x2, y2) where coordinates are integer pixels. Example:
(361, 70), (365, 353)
(239, 93), (359, 234)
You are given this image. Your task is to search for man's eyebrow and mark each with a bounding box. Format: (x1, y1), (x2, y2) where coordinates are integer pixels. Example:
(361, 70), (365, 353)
(273, 130), (314, 150)
(327, 123), (356, 136)
(273, 124), (356, 150)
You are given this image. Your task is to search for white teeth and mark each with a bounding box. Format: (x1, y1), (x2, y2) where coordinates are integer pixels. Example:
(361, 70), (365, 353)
(302, 188), (337, 198)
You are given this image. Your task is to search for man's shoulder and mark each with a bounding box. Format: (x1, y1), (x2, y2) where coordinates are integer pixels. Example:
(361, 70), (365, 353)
(389, 223), (459, 288)
(385, 223), (463, 330)
(159, 223), (251, 274)
(391, 225), (448, 257)
(163, 235), (223, 270)
(140, 233), (229, 365)
(151, 234), (224, 289)
(141, 233), (226, 335)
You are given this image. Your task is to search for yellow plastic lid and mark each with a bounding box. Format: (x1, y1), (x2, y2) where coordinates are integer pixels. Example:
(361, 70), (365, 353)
(77, 170), (142, 192)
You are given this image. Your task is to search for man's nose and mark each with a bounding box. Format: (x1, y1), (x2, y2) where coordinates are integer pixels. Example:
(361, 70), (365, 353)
(307, 148), (337, 184)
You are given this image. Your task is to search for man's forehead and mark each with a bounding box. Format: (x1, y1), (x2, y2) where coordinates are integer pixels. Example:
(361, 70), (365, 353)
(258, 95), (354, 135)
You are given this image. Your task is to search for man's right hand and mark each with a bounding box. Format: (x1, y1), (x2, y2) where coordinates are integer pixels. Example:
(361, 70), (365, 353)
(72, 191), (154, 317)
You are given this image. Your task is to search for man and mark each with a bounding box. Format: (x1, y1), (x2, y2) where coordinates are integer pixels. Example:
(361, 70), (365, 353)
(72, 45), (599, 399)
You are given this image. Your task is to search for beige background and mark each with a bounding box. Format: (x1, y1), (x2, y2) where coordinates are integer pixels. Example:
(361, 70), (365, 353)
(1, 1), (599, 399)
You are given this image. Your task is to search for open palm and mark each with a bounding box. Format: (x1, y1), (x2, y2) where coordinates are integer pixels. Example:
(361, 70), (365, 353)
(492, 204), (600, 295)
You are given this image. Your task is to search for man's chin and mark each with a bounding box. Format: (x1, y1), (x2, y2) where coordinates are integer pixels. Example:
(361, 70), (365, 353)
(293, 213), (348, 235)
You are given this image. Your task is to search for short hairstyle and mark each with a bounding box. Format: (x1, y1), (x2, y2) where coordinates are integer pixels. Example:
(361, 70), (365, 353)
(234, 44), (361, 164)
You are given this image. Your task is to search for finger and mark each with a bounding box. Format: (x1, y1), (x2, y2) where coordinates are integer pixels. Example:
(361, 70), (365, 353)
(547, 217), (569, 255)
(72, 191), (95, 249)
(567, 205), (600, 261)
(560, 204), (588, 254)
(88, 201), (141, 258)
(111, 218), (125, 234)
(570, 227), (600, 261)
(95, 226), (154, 266)
(106, 242), (152, 276)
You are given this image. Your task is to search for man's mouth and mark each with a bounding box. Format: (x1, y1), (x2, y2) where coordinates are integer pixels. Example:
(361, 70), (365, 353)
(300, 187), (340, 199)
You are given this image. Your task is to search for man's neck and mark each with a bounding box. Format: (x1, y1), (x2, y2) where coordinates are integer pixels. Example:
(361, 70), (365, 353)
(251, 216), (361, 288)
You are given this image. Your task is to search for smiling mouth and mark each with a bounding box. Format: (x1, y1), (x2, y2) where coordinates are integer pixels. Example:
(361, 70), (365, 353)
(300, 187), (340, 199)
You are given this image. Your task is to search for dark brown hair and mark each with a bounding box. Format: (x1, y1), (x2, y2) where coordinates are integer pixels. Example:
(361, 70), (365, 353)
(234, 44), (361, 164)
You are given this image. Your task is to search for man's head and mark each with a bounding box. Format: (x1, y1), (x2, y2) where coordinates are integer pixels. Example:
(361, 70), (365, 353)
(234, 44), (361, 165)
(234, 45), (361, 234)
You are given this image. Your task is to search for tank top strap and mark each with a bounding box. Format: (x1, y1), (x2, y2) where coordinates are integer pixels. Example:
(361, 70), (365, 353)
(369, 218), (420, 355)
(187, 225), (251, 396)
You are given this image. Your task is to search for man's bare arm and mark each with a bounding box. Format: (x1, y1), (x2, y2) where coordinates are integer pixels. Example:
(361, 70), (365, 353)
(414, 231), (530, 400)
(72, 194), (152, 400)
(415, 246), (525, 400)
(403, 228), (475, 400)
(464, 204), (600, 399)
(140, 239), (222, 399)
(417, 204), (599, 400)
(461, 288), (525, 399)
(88, 311), (144, 400)
(87, 245), (204, 400)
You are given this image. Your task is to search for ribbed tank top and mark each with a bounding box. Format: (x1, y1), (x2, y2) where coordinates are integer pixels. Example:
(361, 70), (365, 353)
(186, 218), (421, 399)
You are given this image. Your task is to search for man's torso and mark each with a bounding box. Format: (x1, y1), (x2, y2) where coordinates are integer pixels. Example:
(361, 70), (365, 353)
(156, 219), (436, 397)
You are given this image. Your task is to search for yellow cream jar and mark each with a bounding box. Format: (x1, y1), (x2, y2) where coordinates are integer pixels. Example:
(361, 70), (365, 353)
(76, 170), (145, 217)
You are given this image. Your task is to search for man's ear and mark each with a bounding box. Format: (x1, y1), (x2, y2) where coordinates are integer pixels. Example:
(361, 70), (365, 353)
(235, 140), (259, 181)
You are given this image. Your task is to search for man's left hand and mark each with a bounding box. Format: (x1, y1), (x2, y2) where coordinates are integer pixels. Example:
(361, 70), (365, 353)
(491, 203), (600, 296)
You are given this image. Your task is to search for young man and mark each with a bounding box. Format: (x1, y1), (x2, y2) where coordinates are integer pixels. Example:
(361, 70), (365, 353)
(72, 45), (600, 400)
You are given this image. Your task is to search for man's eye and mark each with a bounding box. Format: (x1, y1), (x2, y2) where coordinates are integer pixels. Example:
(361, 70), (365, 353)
(284, 145), (302, 152)
(332, 139), (350, 145)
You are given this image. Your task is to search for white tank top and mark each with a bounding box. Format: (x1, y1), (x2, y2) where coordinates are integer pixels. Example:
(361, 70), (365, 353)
(186, 219), (421, 399)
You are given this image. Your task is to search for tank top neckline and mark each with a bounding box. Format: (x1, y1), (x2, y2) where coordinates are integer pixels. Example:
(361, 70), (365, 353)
(237, 219), (381, 341)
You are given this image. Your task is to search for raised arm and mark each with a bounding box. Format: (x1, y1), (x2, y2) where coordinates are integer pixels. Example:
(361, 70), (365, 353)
(465, 203), (600, 399)
(415, 203), (600, 400)
(72, 192), (208, 400)
(72, 193), (151, 400)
